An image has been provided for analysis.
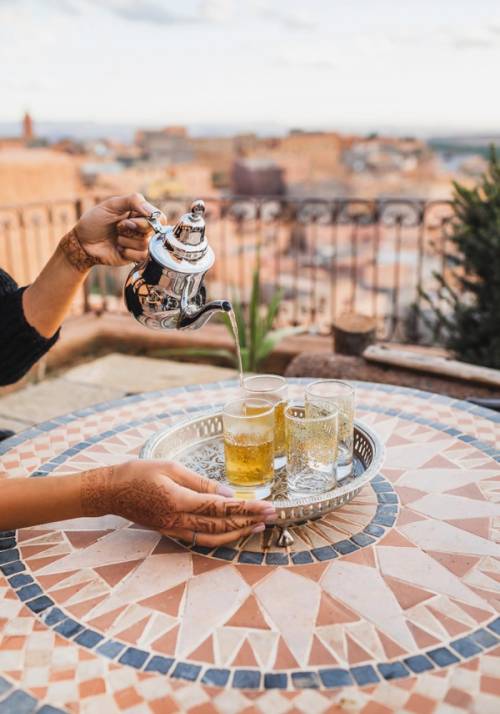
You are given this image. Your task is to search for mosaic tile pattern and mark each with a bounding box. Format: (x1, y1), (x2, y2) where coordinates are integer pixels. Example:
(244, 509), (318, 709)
(0, 379), (499, 713)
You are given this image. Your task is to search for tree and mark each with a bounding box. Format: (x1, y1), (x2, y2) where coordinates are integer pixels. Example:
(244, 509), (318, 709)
(423, 148), (500, 368)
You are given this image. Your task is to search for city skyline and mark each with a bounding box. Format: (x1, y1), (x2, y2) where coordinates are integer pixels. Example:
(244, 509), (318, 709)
(1, 0), (500, 134)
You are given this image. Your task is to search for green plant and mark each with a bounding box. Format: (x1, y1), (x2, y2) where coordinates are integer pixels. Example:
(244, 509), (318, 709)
(420, 147), (500, 368)
(152, 260), (304, 371)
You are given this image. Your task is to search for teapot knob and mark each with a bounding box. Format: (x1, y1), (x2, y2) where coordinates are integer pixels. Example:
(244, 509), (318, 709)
(190, 199), (205, 216)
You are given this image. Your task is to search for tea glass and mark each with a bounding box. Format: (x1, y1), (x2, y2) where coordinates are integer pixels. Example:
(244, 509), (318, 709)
(285, 403), (338, 494)
(305, 380), (354, 480)
(243, 374), (288, 468)
(222, 397), (275, 498)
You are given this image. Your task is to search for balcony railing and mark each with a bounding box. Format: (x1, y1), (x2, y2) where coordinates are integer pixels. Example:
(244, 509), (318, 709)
(0, 196), (455, 343)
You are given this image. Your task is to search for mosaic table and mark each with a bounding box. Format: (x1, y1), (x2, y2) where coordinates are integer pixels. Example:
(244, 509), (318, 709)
(0, 379), (500, 714)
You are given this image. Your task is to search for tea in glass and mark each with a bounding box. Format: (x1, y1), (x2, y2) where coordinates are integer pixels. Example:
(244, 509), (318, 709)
(243, 374), (288, 468)
(223, 398), (275, 498)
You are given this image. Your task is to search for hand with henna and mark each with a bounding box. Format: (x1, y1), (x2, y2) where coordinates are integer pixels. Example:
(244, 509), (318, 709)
(82, 460), (276, 547)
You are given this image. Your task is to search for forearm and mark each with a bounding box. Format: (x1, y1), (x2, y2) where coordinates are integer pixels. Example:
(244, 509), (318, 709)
(0, 467), (111, 530)
(23, 230), (95, 339)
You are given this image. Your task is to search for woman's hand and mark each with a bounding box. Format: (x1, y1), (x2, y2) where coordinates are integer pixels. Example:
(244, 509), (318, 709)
(81, 460), (276, 548)
(72, 193), (165, 267)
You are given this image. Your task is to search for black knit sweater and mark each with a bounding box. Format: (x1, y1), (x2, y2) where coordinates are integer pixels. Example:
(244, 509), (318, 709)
(0, 269), (59, 386)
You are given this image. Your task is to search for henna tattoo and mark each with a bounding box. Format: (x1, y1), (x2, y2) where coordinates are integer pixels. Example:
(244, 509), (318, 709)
(59, 228), (101, 273)
(81, 466), (114, 517)
(112, 477), (178, 529)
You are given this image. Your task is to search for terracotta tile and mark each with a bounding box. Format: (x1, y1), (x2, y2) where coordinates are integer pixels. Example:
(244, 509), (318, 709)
(28, 554), (67, 571)
(152, 624), (179, 655)
(20, 544), (54, 558)
(151, 537), (185, 555)
(343, 546), (377, 568)
(17, 528), (52, 542)
(480, 675), (500, 696)
(316, 592), (359, 626)
(88, 605), (128, 631)
(346, 634), (372, 664)
(79, 678), (106, 698)
(378, 531), (415, 548)
(274, 636), (300, 668)
(37, 570), (79, 589)
(2, 636), (26, 650)
(65, 530), (113, 549)
(308, 634), (337, 666)
(115, 615), (150, 644)
(383, 576), (434, 610)
(427, 607), (469, 637)
(406, 622), (441, 648)
(226, 595), (269, 630)
(444, 687), (473, 708)
(149, 696), (183, 714)
(405, 693), (436, 714)
(425, 552), (480, 578)
(140, 582), (186, 617)
(50, 583), (92, 604)
(114, 686), (142, 709)
(396, 510), (427, 526)
(236, 564), (275, 588)
(360, 703), (394, 714)
(95, 559), (143, 587)
(67, 594), (108, 618)
(51, 669), (75, 682)
(231, 638), (259, 667)
(292, 562), (330, 581)
(187, 634), (216, 664)
(188, 704), (219, 714)
(446, 483), (486, 501)
(377, 631), (408, 659)
(30, 687), (48, 700)
(446, 517), (490, 539)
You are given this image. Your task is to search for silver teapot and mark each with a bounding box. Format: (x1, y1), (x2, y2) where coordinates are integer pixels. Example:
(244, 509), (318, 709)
(124, 199), (231, 330)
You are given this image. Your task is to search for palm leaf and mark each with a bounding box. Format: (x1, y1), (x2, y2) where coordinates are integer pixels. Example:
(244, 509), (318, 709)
(248, 263), (261, 370)
(255, 326), (306, 362)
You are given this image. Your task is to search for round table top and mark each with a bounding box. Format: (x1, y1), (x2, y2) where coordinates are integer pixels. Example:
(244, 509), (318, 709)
(1, 379), (500, 714)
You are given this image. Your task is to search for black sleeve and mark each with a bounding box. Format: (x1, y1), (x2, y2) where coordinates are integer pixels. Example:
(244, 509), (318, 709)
(0, 269), (60, 386)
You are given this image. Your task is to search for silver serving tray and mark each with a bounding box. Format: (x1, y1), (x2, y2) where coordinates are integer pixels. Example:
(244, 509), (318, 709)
(141, 411), (384, 538)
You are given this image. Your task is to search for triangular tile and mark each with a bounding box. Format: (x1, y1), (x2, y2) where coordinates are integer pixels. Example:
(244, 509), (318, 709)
(65, 531), (113, 549)
(380, 469), (405, 483)
(216, 627), (246, 665)
(422, 454), (461, 469)
(396, 487), (427, 504)
(235, 564), (274, 588)
(445, 484), (486, 501)
(17, 529), (53, 542)
(377, 631), (408, 659)
(446, 518), (490, 539)
(384, 576), (434, 610)
(273, 636), (300, 669)
(116, 615), (150, 644)
(386, 434), (412, 447)
(37, 570), (79, 590)
(187, 635), (215, 664)
(450, 599), (493, 624)
(139, 583), (186, 617)
(191, 555), (228, 577)
(67, 594), (108, 619)
(343, 547), (376, 568)
(151, 624), (179, 656)
(231, 639), (259, 667)
(293, 562), (330, 582)
(95, 559), (142, 587)
(378, 531), (415, 548)
(29, 554), (68, 572)
(427, 607), (469, 637)
(346, 634), (372, 664)
(308, 635), (336, 666)
(247, 631), (279, 669)
(316, 592), (359, 626)
(88, 605), (128, 631)
(226, 594), (269, 630)
(406, 622), (441, 648)
(20, 544), (55, 558)
(151, 538), (185, 555)
(425, 551), (479, 578)
(48, 583), (90, 604)
(396, 510), (427, 526)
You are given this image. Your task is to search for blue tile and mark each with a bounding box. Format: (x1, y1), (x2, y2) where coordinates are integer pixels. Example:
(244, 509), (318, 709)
(74, 630), (104, 648)
(202, 668), (230, 687)
(191, 545), (213, 556)
(145, 656), (174, 675)
(0, 549), (19, 565)
(319, 668), (353, 688)
(27, 596), (52, 614)
(427, 647), (460, 667)
(372, 482), (392, 493)
(0, 690), (37, 713)
(364, 524), (385, 537)
(291, 671), (320, 689)
(42, 608), (66, 626)
(487, 617), (500, 635)
(118, 648), (149, 669)
(54, 619), (83, 638)
(376, 505), (398, 516)
(291, 551), (314, 565)
(0, 539), (16, 551)
(0, 532), (15, 539)
(350, 665), (379, 685)
(8, 574), (33, 589)
(265, 552), (289, 565)
(171, 662), (201, 682)
(263, 673), (287, 689)
(350, 533), (374, 547)
(232, 670), (261, 689)
(378, 662), (410, 680)
(377, 493), (398, 504)
(471, 628), (498, 649)
(37, 706), (68, 714)
(17, 584), (43, 602)
(311, 546), (337, 561)
(373, 515), (396, 527)
(238, 551), (264, 565)
(403, 655), (434, 674)
(96, 641), (125, 660)
(212, 547), (237, 561)
(333, 540), (358, 555)
(450, 636), (483, 658)
(0, 678), (11, 696)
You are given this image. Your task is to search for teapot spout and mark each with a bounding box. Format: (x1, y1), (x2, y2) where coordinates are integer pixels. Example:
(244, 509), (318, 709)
(177, 299), (232, 330)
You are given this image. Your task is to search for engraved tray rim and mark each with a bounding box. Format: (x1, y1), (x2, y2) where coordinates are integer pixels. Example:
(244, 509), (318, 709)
(140, 410), (385, 524)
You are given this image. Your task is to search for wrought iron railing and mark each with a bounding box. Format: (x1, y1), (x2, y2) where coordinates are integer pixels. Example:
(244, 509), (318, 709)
(0, 196), (455, 343)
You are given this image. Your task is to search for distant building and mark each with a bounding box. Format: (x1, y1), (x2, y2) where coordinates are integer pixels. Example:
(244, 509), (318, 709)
(22, 111), (34, 142)
(231, 158), (285, 196)
(135, 126), (193, 164)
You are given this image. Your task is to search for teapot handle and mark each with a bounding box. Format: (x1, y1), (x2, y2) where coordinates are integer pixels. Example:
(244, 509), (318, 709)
(146, 210), (167, 235)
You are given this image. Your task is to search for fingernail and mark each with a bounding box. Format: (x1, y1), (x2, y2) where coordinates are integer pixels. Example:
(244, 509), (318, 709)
(124, 219), (137, 230)
(252, 523), (266, 533)
(217, 484), (235, 497)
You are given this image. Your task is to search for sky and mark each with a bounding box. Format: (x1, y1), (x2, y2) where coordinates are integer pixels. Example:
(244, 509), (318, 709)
(1, 0), (500, 135)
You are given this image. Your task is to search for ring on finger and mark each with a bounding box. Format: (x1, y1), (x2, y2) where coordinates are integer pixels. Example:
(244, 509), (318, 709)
(191, 531), (198, 548)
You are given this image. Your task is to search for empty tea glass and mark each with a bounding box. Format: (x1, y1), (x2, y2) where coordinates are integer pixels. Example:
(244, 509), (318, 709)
(243, 374), (288, 468)
(285, 403), (338, 494)
(305, 380), (354, 480)
(222, 397), (275, 499)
